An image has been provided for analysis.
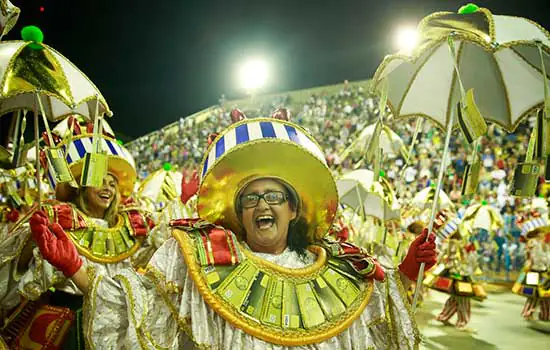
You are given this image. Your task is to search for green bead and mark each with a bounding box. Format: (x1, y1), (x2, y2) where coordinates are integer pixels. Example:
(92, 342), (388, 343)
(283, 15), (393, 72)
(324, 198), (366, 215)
(21, 26), (44, 51)
(458, 3), (480, 14)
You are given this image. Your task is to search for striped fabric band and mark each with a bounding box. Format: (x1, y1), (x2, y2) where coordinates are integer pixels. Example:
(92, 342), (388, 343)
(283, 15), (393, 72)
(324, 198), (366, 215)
(201, 120), (326, 179)
(46, 136), (135, 190)
(521, 217), (547, 236)
(436, 217), (461, 241)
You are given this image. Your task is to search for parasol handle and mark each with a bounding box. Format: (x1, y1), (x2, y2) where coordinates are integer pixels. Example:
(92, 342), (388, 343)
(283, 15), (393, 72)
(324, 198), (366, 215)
(11, 110), (21, 167)
(35, 93), (55, 148)
(34, 108), (41, 208)
(398, 118), (424, 185)
(537, 43), (549, 115)
(411, 99), (456, 312)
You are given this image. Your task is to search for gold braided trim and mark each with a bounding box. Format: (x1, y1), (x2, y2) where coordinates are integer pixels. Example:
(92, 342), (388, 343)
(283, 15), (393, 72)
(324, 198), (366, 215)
(173, 228), (374, 347)
(392, 271), (421, 350)
(146, 266), (212, 350)
(115, 274), (169, 350)
(84, 266), (101, 350)
(20, 248), (66, 301)
(242, 244), (327, 279)
(146, 265), (181, 295)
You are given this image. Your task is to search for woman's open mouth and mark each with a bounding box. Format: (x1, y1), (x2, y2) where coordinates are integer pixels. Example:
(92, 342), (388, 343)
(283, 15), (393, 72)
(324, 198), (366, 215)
(255, 215), (275, 230)
(98, 192), (112, 202)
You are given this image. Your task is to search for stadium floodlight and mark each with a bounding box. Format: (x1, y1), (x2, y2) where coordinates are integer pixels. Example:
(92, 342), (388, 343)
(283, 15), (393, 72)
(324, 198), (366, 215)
(240, 59), (268, 91)
(395, 26), (418, 54)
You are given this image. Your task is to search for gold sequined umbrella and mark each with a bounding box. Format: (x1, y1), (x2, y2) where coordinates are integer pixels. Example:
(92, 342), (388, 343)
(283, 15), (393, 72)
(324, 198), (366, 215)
(374, 6), (550, 132)
(0, 37), (110, 120)
(0, 27), (111, 205)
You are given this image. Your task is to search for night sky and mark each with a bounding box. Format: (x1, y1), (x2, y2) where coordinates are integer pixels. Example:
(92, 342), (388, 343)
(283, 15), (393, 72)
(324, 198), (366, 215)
(7, 0), (550, 139)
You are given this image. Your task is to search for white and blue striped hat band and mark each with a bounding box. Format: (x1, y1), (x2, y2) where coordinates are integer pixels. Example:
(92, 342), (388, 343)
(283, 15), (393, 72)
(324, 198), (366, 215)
(521, 217), (548, 236)
(200, 119), (326, 181)
(436, 216), (462, 242)
(48, 135), (137, 200)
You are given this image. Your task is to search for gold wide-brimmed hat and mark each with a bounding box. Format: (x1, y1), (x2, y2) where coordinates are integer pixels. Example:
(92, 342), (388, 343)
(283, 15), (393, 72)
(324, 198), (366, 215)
(45, 117), (136, 201)
(197, 117), (338, 242)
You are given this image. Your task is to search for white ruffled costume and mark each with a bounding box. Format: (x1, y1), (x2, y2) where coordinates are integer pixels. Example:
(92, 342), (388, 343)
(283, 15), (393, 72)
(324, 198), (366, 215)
(0, 217), (170, 319)
(86, 235), (420, 349)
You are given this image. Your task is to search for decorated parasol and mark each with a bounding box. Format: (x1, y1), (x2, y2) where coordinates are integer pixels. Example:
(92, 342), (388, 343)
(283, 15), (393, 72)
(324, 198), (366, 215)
(337, 169), (401, 264)
(336, 169), (400, 222)
(411, 186), (454, 211)
(344, 123), (407, 159)
(462, 201), (504, 233)
(372, 3), (550, 309)
(375, 5), (550, 133)
(0, 26), (113, 205)
(137, 163), (183, 210)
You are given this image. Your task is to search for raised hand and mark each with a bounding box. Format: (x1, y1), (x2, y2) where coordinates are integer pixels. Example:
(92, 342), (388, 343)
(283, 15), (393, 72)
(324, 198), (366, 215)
(29, 210), (82, 277)
(181, 169), (199, 204)
(398, 228), (437, 282)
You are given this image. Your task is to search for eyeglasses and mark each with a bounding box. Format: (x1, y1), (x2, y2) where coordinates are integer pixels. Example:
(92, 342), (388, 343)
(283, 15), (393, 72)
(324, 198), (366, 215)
(239, 191), (288, 208)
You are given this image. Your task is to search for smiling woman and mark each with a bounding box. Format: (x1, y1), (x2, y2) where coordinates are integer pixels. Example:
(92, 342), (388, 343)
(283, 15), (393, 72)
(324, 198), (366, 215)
(0, 117), (165, 350)
(75, 174), (121, 226)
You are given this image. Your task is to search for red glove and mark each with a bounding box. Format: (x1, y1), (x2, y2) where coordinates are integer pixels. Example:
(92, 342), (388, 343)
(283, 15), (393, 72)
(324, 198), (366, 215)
(399, 228), (437, 282)
(6, 208), (20, 222)
(181, 170), (199, 204)
(29, 211), (82, 277)
(373, 260), (385, 282)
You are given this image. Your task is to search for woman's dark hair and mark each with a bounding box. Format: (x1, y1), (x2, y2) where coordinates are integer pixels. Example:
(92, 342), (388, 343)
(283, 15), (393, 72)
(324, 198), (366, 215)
(284, 186), (309, 259)
(287, 216), (310, 260)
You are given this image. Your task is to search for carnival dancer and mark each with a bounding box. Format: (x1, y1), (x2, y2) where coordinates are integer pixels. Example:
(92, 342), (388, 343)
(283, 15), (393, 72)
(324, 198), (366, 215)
(425, 231), (486, 331)
(512, 218), (550, 324)
(0, 145), (47, 242)
(30, 110), (437, 349)
(0, 165), (30, 241)
(0, 117), (164, 349)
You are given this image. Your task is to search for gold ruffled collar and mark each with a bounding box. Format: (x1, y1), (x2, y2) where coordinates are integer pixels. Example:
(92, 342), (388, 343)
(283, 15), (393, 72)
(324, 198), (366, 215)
(67, 210), (142, 264)
(173, 228), (374, 347)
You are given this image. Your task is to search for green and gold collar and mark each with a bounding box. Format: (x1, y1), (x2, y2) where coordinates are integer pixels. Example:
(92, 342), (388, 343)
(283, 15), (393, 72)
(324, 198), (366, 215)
(173, 228), (374, 347)
(68, 211), (142, 264)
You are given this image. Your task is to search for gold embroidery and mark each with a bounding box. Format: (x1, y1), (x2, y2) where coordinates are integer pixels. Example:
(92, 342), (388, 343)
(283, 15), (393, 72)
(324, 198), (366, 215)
(146, 266), (212, 350)
(84, 267), (101, 350)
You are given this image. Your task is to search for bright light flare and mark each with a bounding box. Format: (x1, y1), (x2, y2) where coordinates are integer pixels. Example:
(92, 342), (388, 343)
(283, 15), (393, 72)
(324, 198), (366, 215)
(240, 59), (268, 91)
(395, 27), (419, 53)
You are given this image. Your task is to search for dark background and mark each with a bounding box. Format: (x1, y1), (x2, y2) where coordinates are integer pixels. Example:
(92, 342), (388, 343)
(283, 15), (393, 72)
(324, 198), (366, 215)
(5, 0), (549, 139)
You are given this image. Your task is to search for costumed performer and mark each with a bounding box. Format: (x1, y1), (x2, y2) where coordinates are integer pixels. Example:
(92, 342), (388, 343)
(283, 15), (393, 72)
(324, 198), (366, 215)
(0, 117), (163, 349)
(31, 110), (437, 349)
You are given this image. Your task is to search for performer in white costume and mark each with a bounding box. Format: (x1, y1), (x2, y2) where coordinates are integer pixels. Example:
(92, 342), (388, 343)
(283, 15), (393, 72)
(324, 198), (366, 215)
(0, 117), (163, 349)
(31, 111), (437, 349)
